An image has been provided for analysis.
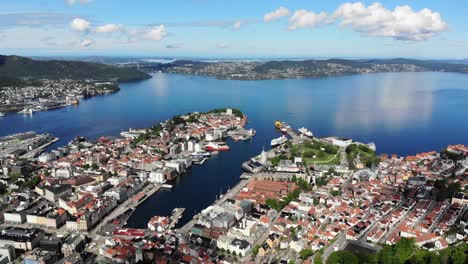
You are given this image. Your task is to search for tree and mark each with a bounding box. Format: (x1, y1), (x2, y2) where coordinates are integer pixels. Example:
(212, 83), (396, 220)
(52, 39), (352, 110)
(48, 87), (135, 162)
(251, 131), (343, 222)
(9, 172), (22, 180)
(303, 150), (315, 158)
(0, 183), (7, 195)
(317, 150), (326, 158)
(313, 197), (320, 205)
(266, 198), (279, 211)
(251, 244), (260, 256)
(299, 248), (313, 260)
(327, 251), (359, 264)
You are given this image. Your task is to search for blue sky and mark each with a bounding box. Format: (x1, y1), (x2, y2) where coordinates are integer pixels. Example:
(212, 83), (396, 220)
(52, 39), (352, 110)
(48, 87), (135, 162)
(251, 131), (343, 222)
(0, 0), (467, 58)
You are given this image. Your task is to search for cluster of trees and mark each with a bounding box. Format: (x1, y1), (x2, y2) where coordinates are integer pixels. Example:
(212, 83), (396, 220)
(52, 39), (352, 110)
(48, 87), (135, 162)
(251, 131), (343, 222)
(346, 144), (380, 168)
(207, 108), (243, 118)
(269, 154), (291, 166)
(297, 141), (339, 159)
(0, 182), (7, 195)
(170, 115), (186, 125)
(266, 188), (301, 211)
(434, 179), (462, 201)
(266, 177), (312, 211)
(6, 173), (42, 190)
(251, 244), (260, 256)
(299, 248), (314, 260)
(326, 238), (468, 264)
(186, 114), (199, 123)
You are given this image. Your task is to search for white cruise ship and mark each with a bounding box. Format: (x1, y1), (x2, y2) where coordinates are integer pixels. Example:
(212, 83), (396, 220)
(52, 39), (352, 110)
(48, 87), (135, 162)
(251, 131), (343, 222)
(271, 135), (288, 147)
(298, 127), (313, 138)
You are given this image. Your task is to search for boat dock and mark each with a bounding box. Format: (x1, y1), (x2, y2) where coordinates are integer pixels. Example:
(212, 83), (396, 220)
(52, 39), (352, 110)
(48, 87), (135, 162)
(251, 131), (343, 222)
(169, 208), (185, 229)
(286, 129), (303, 144)
(176, 179), (250, 235)
(240, 173), (253, 179)
(131, 184), (161, 208)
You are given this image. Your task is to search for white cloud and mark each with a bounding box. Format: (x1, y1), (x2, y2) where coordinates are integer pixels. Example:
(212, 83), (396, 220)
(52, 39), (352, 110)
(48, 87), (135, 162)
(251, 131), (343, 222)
(333, 2), (448, 41)
(288, 10), (328, 30)
(264, 7), (291, 22)
(80, 38), (94, 47)
(66, 0), (92, 5)
(233, 21), (242, 30)
(95, 23), (122, 34)
(70, 18), (90, 32)
(144, 25), (167, 41)
(217, 42), (229, 48)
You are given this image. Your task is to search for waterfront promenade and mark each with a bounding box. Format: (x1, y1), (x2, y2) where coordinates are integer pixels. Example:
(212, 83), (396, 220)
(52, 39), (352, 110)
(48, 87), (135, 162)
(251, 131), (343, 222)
(176, 179), (250, 235)
(89, 183), (162, 237)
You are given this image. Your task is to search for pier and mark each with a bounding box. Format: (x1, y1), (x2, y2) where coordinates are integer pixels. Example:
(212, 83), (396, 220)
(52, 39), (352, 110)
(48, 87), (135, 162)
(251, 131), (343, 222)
(176, 179), (250, 235)
(90, 183), (161, 236)
(169, 208), (185, 229)
(131, 184), (162, 208)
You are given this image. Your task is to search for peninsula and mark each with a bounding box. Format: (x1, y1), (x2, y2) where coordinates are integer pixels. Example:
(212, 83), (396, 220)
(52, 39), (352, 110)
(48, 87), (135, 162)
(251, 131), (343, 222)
(139, 58), (468, 80)
(0, 55), (150, 114)
(0, 110), (466, 263)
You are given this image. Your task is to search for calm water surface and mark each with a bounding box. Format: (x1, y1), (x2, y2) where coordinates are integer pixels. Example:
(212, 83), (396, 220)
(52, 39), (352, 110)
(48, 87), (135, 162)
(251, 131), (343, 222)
(1, 72), (467, 227)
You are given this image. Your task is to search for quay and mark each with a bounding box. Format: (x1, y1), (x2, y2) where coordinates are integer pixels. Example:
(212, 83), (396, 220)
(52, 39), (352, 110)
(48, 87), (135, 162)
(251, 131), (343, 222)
(176, 179), (250, 235)
(22, 137), (59, 159)
(168, 208), (186, 229)
(131, 183), (162, 209)
(90, 183), (161, 236)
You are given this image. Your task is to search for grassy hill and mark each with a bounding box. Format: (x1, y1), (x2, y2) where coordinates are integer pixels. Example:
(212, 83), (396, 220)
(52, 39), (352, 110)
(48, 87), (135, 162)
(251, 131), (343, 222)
(0, 55), (150, 82)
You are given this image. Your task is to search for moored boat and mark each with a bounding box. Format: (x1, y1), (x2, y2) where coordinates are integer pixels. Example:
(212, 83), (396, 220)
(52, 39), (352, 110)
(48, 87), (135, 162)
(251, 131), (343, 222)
(298, 127), (314, 138)
(274, 121), (282, 129)
(18, 108), (34, 115)
(271, 135), (288, 147)
(205, 142), (230, 151)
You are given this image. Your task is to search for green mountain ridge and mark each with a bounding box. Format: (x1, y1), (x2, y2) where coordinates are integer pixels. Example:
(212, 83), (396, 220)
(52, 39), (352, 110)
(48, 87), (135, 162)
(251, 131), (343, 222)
(0, 55), (150, 82)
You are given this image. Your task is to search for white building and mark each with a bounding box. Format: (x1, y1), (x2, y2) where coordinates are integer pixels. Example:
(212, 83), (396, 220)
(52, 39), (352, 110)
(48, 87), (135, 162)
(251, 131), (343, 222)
(149, 169), (166, 184)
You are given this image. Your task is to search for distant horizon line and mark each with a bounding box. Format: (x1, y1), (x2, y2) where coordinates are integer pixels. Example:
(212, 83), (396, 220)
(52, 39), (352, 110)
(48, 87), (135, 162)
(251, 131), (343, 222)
(4, 54), (467, 62)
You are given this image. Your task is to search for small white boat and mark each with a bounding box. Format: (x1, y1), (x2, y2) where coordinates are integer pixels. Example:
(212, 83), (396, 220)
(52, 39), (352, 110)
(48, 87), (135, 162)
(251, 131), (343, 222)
(18, 108), (33, 115)
(0, 112), (4, 117)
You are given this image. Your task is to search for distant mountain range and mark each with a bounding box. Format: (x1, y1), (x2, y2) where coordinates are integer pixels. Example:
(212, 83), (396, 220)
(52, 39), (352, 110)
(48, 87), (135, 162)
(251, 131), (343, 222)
(2, 55), (468, 82)
(135, 58), (468, 80)
(0, 55), (150, 82)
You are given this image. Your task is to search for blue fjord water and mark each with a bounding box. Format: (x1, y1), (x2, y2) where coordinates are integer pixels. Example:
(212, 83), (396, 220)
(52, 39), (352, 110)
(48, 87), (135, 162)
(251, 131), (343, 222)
(1, 72), (468, 227)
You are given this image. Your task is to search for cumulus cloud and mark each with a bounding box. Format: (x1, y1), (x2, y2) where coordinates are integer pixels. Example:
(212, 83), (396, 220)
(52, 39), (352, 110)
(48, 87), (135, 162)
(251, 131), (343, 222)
(233, 21), (242, 30)
(288, 10), (328, 30)
(80, 38), (94, 47)
(66, 0), (92, 5)
(95, 23), (122, 34)
(264, 7), (291, 22)
(217, 42), (229, 49)
(70, 18), (90, 32)
(333, 2), (448, 41)
(144, 25), (167, 41)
